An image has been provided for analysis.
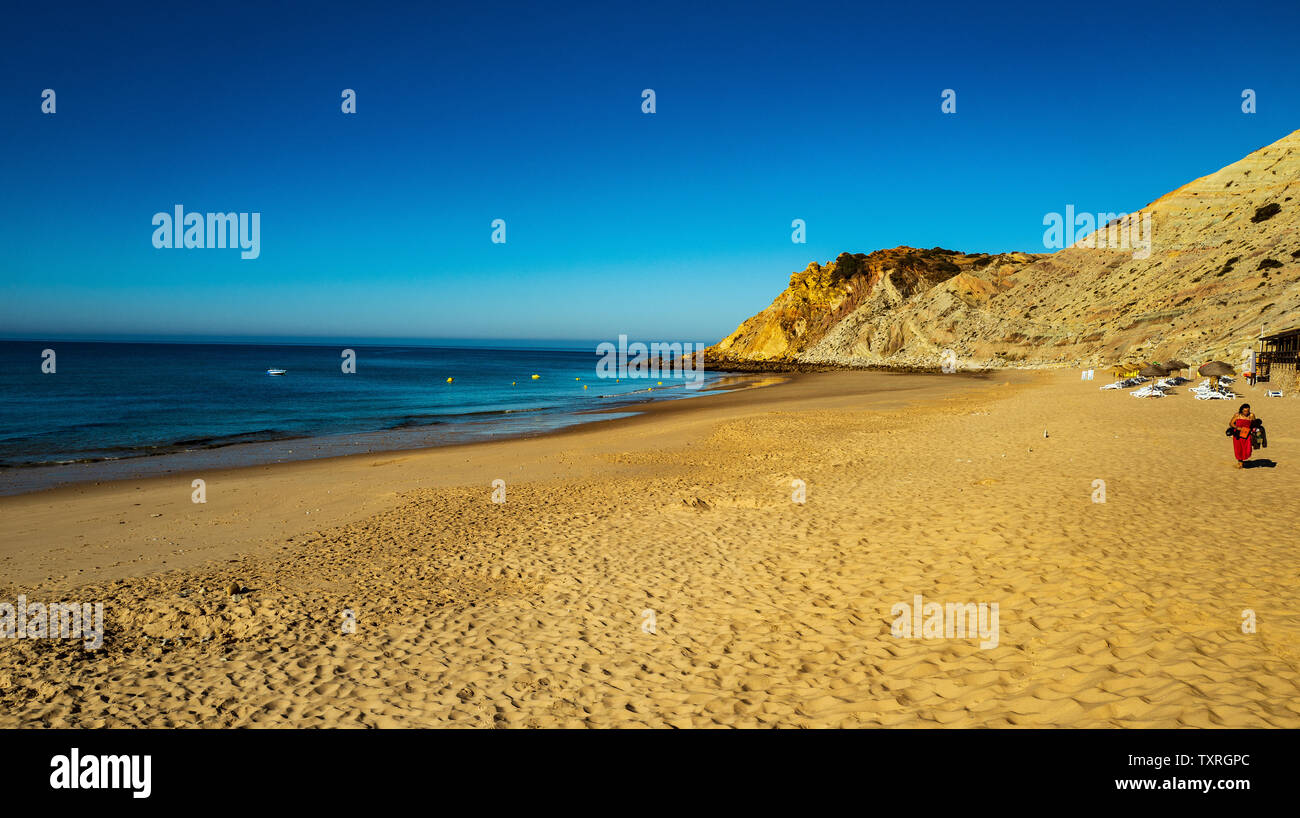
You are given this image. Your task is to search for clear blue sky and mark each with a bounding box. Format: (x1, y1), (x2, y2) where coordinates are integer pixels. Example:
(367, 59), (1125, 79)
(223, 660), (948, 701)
(2, 0), (1297, 343)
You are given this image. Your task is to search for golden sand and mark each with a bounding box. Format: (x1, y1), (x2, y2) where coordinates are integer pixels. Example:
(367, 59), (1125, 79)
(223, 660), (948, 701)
(1, 371), (1297, 727)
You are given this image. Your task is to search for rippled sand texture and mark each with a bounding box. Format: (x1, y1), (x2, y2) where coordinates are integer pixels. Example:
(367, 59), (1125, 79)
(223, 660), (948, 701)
(2, 371), (1298, 727)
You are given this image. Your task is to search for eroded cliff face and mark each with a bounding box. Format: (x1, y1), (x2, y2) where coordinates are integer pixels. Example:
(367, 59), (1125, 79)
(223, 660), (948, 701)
(709, 129), (1300, 370)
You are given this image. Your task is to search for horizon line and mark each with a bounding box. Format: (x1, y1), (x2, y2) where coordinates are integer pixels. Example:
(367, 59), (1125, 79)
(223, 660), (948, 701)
(0, 334), (718, 350)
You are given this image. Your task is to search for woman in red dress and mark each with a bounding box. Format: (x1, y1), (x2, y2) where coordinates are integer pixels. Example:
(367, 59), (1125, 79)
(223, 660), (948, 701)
(1230, 403), (1256, 468)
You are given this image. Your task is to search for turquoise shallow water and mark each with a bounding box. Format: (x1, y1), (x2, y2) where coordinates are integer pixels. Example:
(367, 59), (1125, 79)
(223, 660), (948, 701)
(0, 340), (728, 493)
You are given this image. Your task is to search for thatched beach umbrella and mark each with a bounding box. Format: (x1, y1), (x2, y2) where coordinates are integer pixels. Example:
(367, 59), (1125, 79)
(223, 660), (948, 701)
(1199, 360), (1235, 390)
(1165, 359), (1190, 375)
(1138, 363), (1168, 380)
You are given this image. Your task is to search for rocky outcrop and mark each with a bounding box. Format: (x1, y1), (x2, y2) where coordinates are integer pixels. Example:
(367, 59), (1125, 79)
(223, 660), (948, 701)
(709, 129), (1300, 370)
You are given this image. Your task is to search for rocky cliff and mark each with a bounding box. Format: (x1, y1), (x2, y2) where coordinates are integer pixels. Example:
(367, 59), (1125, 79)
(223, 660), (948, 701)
(709, 129), (1300, 370)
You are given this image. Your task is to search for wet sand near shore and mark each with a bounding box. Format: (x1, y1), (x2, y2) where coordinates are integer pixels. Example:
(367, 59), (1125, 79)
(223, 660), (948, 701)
(1, 369), (1297, 727)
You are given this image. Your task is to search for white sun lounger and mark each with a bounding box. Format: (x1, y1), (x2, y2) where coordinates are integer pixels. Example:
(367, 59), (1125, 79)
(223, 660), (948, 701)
(1102, 377), (1143, 390)
(1131, 385), (1167, 398)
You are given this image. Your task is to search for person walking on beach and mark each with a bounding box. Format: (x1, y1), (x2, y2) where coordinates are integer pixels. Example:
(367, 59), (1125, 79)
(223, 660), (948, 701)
(1229, 403), (1257, 468)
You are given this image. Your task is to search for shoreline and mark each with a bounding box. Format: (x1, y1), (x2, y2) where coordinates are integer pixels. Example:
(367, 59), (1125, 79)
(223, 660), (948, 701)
(0, 369), (1014, 591)
(0, 364), (1000, 497)
(0, 371), (782, 497)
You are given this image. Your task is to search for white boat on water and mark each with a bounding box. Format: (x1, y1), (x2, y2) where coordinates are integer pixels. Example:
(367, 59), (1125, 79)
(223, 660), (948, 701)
(266, 369), (287, 376)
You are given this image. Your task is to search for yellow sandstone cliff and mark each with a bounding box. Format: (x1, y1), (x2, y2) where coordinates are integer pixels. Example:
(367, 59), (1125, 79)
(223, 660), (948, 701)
(709, 129), (1300, 370)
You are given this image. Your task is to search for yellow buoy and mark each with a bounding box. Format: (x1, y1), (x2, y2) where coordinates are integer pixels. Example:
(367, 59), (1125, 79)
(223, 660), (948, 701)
(657, 381), (663, 385)
(575, 377), (581, 381)
(530, 374), (540, 380)
(446, 377), (454, 384)
(583, 384), (588, 390)
(511, 381), (516, 386)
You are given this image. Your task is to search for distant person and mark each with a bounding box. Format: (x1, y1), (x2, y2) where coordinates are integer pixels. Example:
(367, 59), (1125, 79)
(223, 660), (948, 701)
(1229, 403), (1258, 468)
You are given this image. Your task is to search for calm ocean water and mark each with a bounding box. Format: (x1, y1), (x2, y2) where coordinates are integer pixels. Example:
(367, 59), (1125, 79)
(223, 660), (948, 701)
(0, 341), (731, 493)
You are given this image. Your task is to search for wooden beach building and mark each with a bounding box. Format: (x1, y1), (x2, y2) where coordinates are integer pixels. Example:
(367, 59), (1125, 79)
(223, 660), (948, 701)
(1255, 325), (1300, 383)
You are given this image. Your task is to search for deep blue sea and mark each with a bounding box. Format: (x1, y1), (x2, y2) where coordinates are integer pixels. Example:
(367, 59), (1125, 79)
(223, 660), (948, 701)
(0, 341), (733, 493)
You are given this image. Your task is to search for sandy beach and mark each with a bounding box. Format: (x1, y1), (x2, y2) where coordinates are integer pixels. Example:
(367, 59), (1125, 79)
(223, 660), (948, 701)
(1, 370), (1297, 728)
